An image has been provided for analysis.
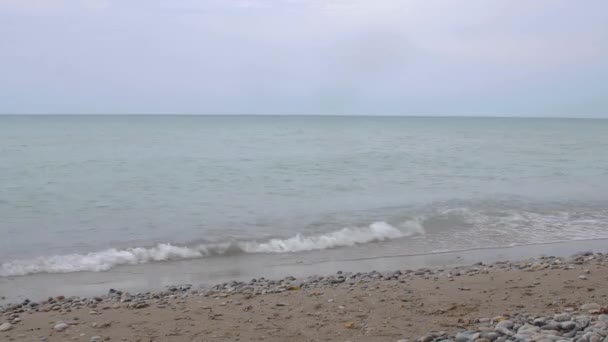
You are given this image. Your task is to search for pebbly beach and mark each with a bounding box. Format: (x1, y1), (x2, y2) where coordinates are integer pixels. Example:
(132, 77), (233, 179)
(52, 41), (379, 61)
(1, 251), (608, 342)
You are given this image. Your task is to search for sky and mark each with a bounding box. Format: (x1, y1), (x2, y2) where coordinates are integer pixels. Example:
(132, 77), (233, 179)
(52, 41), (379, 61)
(0, 0), (607, 117)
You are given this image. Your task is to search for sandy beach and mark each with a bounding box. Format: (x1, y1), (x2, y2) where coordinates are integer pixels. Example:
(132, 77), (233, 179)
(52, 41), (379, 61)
(1, 251), (607, 342)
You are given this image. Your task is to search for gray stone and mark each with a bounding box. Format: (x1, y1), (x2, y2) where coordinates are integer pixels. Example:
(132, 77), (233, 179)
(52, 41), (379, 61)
(479, 332), (500, 341)
(134, 302), (148, 309)
(455, 332), (470, 342)
(418, 335), (433, 342)
(581, 303), (601, 311)
(0, 322), (12, 332)
(495, 320), (514, 330)
(54, 322), (69, 332)
(90, 336), (102, 342)
(517, 324), (539, 333)
(431, 331), (448, 338)
(563, 328), (580, 338)
(455, 331), (480, 342)
(554, 313), (571, 322)
(575, 316), (591, 329)
(542, 322), (561, 331)
(559, 321), (576, 330)
(494, 326), (514, 336)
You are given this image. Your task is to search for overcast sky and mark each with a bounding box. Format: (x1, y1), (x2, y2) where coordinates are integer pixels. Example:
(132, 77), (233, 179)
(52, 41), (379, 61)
(1, 0), (607, 116)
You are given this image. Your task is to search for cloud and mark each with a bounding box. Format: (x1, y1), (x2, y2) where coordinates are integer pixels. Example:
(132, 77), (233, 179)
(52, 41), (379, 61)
(83, 0), (110, 10)
(0, 0), (66, 13)
(0, 0), (110, 13)
(0, 0), (607, 115)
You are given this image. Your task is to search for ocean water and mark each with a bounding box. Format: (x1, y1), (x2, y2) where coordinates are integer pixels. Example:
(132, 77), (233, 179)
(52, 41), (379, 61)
(1, 115), (608, 279)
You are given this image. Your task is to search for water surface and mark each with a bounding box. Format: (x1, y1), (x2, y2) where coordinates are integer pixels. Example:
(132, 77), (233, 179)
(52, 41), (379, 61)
(1, 115), (607, 278)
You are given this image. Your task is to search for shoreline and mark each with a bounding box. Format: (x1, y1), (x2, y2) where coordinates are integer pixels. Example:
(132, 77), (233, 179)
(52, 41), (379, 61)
(2, 238), (608, 304)
(1, 249), (608, 341)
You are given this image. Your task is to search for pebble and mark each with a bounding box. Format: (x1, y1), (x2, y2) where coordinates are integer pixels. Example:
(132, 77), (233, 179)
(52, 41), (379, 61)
(417, 335), (433, 342)
(554, 313), (571, 322)
(495, 326), (514, 336)
(495, 320), (513, 329)
(0, 322), (12, 332)
(560, 321), (576, 330)
(455, 331), (479, 342)
(54, 322), (69, 332)
(580, 303), (601, 311)
(417, 308), (608, 342)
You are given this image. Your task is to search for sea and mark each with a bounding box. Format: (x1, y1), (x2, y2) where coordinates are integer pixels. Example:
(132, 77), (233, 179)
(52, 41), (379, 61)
(1, 115), (608, 300)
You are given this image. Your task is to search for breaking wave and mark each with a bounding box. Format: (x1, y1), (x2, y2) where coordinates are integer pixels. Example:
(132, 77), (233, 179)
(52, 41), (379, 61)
(0, 221), (422, 277)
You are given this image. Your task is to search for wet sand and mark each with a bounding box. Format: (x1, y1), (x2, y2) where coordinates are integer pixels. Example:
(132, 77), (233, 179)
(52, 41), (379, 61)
(2, 238), (608, 303)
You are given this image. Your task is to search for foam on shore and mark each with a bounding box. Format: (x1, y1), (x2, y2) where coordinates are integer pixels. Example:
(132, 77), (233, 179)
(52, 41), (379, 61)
(0, 221), (422, 276)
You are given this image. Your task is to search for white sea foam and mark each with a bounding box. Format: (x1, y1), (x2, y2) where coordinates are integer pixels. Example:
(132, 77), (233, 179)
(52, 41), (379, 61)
(241, 221), (415, 253)
(0, 243), (221, 276)
(0, 221), (421, 277)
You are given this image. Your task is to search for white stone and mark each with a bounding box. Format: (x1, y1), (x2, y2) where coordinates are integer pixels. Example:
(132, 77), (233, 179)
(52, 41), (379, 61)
(581, 303), (601, 311)
(54, 322), (69, 332)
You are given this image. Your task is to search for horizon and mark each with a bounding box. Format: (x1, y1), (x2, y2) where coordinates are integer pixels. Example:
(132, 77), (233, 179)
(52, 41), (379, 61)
(0, 113), (607, 119)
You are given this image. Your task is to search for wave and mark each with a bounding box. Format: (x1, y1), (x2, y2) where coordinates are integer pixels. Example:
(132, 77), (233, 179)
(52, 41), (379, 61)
(240, 221), (417, 253)
(0, 221), (422, 277)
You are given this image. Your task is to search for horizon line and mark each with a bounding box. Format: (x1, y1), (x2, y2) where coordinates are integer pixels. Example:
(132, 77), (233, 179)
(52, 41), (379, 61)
(0, 113), (606, 119)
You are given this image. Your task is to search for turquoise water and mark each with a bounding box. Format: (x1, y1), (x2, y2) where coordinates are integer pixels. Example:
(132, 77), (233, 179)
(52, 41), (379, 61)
(1, 115), (608, 276)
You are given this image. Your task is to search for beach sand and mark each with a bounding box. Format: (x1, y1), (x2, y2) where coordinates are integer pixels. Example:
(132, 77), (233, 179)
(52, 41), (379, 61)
(1, 252), (607, 341)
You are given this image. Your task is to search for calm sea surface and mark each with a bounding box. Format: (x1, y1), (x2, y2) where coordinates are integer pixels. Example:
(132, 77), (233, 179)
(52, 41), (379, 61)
(1, 115), (608, 277)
